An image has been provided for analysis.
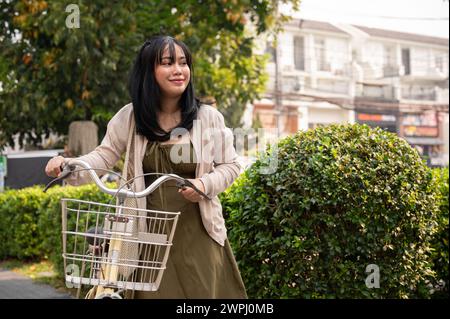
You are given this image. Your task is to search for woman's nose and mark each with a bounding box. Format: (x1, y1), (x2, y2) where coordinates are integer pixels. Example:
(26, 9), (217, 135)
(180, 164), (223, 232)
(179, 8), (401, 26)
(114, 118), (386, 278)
(173, 63), (182, 74)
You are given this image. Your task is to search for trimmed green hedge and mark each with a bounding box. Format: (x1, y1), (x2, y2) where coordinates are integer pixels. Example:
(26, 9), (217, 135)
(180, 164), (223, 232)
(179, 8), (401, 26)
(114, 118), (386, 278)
(0, 186), (45, 259)
(222, 124), (442, 298)
(0, 184), (112, 274)
(430, 167), (449, 298)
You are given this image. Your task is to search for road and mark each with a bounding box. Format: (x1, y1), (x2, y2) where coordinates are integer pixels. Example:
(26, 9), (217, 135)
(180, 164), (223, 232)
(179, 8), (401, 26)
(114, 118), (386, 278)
(0, 268), (73, 299)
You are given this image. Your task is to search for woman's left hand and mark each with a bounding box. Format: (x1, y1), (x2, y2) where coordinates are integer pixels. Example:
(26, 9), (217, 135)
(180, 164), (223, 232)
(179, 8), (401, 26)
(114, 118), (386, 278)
(178, 179), (206, 202)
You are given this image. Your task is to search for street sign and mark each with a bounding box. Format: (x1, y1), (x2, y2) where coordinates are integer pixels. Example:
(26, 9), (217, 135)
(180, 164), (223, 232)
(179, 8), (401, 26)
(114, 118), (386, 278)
(0, 155), (5, 192)
(0, 155), (6, 176)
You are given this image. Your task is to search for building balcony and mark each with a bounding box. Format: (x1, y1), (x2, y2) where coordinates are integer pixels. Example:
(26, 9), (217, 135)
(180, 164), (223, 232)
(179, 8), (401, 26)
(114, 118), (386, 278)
(356, 83), (398, 101)
(401, 86), (449, 102)
(383, 64), (403, 78)
(401, 67), (449, 81)
(273, 62), (353, 78)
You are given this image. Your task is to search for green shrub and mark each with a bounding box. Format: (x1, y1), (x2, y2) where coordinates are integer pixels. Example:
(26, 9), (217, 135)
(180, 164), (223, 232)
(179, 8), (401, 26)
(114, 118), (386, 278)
(0, 186), (45, 259)
(223, 124), (440, 298)
(430, 167), (449, 298)
(0, 184), (112, 275)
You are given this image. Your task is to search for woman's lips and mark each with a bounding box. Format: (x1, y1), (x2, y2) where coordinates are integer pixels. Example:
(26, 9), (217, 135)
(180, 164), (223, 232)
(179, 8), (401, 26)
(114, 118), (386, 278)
(170, 79), (185, 85)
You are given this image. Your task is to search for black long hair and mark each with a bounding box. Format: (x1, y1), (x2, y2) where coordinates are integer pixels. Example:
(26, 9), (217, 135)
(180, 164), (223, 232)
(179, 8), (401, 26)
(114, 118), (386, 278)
(128, 36), (199, 142)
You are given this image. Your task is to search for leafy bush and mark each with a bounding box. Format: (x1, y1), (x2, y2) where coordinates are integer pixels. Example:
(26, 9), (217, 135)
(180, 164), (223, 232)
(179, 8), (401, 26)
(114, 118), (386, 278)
(430, 167), (449, 298)
(0, 186), (45, 259)
(0, 184), (112, 275)
(222, 124), (440, 298)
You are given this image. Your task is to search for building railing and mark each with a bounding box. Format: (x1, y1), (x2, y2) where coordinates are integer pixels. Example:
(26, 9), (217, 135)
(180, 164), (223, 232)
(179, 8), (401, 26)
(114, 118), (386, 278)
(401, 86), (439, 101)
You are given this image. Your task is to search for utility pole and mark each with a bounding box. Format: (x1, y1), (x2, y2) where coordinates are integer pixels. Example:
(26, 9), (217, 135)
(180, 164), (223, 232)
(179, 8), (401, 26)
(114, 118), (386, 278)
(274, 2), (283, 138)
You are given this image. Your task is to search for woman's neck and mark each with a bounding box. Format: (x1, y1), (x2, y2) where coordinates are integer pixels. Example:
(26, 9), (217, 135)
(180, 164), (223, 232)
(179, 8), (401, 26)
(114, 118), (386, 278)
(159, 97), (181, 114)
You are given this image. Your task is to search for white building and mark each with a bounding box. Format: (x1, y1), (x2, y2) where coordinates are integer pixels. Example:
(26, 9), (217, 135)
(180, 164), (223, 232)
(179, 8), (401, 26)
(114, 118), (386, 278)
(250, 20), (356, 136)
(249, 19), (449, 166)
(348, 24), (449, 166)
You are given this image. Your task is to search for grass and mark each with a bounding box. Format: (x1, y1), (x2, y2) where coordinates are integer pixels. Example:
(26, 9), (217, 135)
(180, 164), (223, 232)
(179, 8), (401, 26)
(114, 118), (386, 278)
(0, 259), (54, 278)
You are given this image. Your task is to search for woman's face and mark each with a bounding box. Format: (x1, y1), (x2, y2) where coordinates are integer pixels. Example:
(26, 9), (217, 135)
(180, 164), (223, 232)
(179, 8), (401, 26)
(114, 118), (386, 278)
(154, 44), (190, 99)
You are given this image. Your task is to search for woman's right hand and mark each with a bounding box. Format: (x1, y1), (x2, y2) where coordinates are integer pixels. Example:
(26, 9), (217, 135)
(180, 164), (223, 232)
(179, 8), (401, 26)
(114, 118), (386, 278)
(45, 156), (66, 178)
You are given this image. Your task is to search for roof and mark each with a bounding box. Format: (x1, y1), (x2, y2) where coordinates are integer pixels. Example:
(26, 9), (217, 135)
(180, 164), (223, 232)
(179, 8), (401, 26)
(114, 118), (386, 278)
(284, 18), (449, 46)
(352, 24), (449, 47)
(287, 19), (348, 35)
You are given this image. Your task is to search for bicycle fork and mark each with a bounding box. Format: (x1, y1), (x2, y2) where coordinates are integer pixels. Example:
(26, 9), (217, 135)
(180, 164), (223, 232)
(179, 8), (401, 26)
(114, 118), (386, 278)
(94, 205), (125, 299)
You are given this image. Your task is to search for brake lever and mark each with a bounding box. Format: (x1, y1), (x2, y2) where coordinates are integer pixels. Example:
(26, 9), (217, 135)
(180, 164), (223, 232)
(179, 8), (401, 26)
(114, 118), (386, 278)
(176, 179), (212, 200)
(43, 164), (75, 192)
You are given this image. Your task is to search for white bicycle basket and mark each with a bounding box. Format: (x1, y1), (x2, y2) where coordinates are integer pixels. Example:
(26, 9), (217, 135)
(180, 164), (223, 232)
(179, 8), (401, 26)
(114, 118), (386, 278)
(61, 198), (180, 293)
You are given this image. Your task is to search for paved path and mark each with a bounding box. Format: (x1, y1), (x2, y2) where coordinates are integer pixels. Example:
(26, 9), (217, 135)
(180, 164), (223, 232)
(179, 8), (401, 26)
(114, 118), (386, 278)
(0, 269), (73, 299)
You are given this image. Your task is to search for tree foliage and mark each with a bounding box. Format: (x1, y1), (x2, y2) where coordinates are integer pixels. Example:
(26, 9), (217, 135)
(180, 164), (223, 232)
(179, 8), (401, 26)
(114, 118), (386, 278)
(0, 0), (300, 150)
(0, 0), (140, 148)
(430, 167), (449, 298)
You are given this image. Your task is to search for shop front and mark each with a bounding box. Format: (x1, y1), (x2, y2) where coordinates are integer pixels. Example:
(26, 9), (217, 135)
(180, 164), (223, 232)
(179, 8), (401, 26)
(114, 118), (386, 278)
(400, 111), (445, 167)
(355, 111), (398, 133)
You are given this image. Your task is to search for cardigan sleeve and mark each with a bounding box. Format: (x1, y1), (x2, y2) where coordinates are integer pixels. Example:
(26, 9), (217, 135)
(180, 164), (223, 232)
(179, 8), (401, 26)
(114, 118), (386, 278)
(65, 107), (129, 186)
(198, 109), (242, 198)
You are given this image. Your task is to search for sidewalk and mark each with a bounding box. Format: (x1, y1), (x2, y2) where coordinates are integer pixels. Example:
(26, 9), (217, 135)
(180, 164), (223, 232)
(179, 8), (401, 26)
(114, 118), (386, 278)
(0, 268), (73, 299)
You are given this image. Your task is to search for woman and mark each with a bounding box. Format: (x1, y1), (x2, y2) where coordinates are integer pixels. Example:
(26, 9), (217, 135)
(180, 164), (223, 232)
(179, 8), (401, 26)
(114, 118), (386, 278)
(45, 36), (247, 299)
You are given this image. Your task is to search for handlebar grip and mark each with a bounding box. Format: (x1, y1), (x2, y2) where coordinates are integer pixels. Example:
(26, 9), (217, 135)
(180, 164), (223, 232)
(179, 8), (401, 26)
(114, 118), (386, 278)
(43, 164), (75, 192)
(176, 180), (211, 200)
(61, 163), (75, 174)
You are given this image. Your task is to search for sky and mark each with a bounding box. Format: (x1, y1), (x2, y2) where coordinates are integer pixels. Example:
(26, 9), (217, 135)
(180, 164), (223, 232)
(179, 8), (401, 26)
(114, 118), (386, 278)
(281, 0), (449, 39)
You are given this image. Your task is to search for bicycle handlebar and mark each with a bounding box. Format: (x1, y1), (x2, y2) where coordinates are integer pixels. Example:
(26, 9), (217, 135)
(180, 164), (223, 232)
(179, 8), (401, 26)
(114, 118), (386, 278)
(44, 158), (211, 200)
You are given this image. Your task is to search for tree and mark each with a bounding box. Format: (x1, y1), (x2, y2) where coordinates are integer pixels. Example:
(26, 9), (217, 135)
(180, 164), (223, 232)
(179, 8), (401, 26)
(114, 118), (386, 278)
(0, 0), (140, 149)
(0, 0), (300, 150)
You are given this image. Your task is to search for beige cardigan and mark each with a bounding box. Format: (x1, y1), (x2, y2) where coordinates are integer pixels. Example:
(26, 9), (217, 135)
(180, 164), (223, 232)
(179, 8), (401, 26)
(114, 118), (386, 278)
(66, 103), (241, 246)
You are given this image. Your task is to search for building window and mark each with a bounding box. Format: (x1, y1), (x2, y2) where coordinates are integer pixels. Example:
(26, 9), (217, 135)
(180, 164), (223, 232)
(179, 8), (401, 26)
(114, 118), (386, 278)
(401, 48), (411, 75)
(435, 55), (444, 73)
(315, 37), (329, 71)
(293, 36), (305, 71)
(383, 45), (395, 67)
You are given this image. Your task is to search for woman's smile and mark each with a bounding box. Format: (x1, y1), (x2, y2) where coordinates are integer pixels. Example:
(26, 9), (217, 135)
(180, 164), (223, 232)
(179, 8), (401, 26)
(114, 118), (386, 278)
(169, 79), (185, 85)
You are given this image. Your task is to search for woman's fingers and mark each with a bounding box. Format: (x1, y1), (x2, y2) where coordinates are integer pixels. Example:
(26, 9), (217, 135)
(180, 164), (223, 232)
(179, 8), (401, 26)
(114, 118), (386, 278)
(53, 166), (61, 177)
(45, 156), (64, 177)
(178, 187), (203, 202)
(177, 178), (207, 202)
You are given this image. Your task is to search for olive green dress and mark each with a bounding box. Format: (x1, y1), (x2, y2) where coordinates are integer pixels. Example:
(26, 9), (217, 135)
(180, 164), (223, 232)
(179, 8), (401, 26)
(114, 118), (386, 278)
(130, 140), (247, 299)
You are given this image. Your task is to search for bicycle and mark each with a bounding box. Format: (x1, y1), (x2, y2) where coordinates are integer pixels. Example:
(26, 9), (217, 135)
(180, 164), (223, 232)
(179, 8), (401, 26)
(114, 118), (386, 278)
(44, 158), (211, 299)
